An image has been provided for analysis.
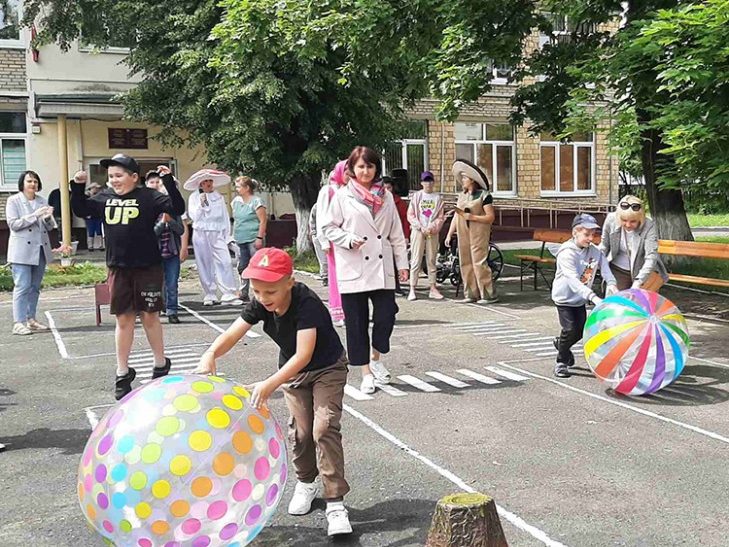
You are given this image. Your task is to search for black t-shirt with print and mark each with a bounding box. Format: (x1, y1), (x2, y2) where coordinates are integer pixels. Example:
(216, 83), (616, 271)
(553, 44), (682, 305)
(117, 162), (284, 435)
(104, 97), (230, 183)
(71, 176), (182, 268)
(241, 282), (345, 371)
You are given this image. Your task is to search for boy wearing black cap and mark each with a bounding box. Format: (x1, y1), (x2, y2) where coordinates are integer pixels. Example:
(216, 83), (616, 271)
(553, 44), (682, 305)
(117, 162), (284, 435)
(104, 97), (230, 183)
(551, 213), (618, 378)
(195, 247), (352, 537)
(71, 154), (186, 399)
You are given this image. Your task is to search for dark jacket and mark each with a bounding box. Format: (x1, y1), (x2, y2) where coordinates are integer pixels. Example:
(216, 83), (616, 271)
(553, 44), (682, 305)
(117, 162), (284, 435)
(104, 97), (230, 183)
(154, 214), (185, 256)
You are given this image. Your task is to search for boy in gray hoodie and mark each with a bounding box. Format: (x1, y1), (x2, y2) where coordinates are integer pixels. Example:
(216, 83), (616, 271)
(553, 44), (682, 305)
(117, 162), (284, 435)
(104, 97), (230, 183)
(551, 214), (618, 378)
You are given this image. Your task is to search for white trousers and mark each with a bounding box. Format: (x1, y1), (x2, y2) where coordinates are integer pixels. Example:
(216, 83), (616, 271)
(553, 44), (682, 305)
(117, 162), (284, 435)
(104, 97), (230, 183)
(410, 230), (439, 287)
(193, 229), (238, 300)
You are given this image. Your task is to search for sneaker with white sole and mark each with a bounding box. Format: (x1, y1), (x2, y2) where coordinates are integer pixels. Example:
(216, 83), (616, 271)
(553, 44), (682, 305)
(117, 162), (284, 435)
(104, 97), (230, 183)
(407, 290), (417, 301)
(26, 318), (49, 331)
(360, 374), (376, 394)
(429, 287), (444, 300)
(326, 502), (353, 536)
(288, 481), (319, 515)
(202, 298), (219, 306)
(221, 298), (243, 306)
(369, 360), (391, 384)
(12, 322), (32, 336)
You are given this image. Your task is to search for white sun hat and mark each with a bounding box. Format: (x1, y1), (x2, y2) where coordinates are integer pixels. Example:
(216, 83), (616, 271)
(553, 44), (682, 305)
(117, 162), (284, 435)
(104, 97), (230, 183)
(183, 169), (231, 191)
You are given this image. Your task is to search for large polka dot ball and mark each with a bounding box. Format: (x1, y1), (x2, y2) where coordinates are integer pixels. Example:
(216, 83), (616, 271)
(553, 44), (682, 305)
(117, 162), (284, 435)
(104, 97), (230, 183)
(584, 289), (690, 396)
(78, 375), (287, 546)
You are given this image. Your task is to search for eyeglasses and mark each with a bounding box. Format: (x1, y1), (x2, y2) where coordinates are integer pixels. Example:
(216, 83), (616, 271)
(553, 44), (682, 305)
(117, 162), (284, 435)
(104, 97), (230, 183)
(619, 202), (642, 211)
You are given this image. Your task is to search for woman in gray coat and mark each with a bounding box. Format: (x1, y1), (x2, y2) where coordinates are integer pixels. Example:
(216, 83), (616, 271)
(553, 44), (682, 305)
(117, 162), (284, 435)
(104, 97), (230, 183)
(599, 195), (669, 291)
(6, 171), (58, 335)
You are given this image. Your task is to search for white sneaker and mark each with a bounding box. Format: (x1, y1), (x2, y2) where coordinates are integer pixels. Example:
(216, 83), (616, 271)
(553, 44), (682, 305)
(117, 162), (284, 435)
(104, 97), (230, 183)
(360, 374), (376, 394)
(287, 481), (318, 515)
(12, 322), (32, 336)
(26, 318), (50, 331)
(202, 298), (218, 306)
(407, 290), (417, 301)
(222, 298), (243, 306)
(326, 502), (353, 536)
(369, 360), (391, 384)
(429, 287), (444, 300)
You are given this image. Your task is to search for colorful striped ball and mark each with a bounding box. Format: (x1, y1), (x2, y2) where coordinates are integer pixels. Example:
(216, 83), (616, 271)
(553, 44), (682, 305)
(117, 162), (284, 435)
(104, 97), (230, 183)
(78, 375), (287, 547)
(583, 289), (690, 396)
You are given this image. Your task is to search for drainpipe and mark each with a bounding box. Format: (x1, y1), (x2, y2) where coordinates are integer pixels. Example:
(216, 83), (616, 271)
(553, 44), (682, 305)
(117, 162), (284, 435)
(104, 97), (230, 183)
(58, 114), (72, 249)
(439, 121), (445, 192)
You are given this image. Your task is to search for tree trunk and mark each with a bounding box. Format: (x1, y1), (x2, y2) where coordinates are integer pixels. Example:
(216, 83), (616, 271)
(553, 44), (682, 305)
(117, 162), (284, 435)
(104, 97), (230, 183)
(426, 492), (508, 547)
(288, 172), (321, 255)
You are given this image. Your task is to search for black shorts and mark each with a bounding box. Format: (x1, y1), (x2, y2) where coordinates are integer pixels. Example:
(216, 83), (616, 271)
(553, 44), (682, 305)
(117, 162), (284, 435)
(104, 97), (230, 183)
(107, 265), (164, 315)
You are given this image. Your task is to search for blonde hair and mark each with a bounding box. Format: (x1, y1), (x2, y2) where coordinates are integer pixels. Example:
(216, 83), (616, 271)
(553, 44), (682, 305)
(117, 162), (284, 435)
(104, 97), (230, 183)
(616, 195), (646, 225)
(235, 176), (257, 192)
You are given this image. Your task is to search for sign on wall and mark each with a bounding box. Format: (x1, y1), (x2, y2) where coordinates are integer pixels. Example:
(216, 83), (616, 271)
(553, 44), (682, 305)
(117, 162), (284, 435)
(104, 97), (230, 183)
(108, 128), (148, 149)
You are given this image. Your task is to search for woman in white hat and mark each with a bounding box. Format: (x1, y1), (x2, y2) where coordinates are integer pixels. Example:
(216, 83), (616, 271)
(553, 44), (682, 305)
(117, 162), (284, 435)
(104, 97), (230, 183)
(185, 169), (242, 306)
(445, 159), (498, 303)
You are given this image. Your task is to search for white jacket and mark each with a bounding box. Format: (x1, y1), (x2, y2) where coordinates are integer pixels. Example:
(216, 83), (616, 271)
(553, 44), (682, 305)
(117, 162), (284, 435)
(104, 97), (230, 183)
(188, 191), (230, 233)
(6, 192), (55, 266)
(322, 184), (408, 294)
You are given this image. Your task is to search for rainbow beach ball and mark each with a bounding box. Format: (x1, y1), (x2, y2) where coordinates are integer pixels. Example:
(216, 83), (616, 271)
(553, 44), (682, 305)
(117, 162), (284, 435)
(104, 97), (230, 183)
(78, 375), (287, 547)
(583, 289), (690, 396)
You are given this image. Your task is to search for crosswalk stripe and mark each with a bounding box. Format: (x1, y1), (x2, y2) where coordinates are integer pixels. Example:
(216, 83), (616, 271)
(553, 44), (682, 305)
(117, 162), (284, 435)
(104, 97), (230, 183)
(472, 329), (524, 336)
(485, 366), (530, 382)
(448, 321), (500, 328)
(454, 324), (503, 331)
(490, 332), (537, 340)
(457, 369), (501, 385)
(129, 351), (199, 363)
(129, 343), (208, 356)
(488, 331), (531, 339)
(344, 384), (373, 401)
(397, 375), (441, 393)
(133, 358), (201, 371)
(535, 351), (558, 357)
(376, 383), (408, 397)
(425, 371), (469, 388)
(510, 338), (555, 347)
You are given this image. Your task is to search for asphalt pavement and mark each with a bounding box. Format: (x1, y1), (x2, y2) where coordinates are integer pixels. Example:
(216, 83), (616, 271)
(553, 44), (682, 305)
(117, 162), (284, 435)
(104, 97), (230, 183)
(1, 267), (729, 546)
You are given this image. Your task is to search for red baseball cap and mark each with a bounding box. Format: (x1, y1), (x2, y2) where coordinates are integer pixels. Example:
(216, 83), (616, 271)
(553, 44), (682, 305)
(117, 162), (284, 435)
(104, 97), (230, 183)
(242, 248), (293, 282)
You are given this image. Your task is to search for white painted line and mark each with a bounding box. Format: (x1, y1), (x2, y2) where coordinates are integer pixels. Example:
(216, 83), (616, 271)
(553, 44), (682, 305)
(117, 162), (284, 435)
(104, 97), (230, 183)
(46, 306), (97, 312)
(690, 355), (729, 369)
(71, 343), (211, 361)
(128, 351), (200, 364)
(524, 346), (557, 353)
(497, 362), (729, 447)
(535, 351), (558, 357)
(491, 332), (541, 341)
(344, 384), (374, 401)
(376, 383), (408, 397)
(457, 369), (501, 385)
(511, 338), (556, 347)
(473, 329), (526, 337)
(485, 366), (530, 382)
(425, 371), (470, 388)
(179, 303), (260, 338)
(397, 375), (441, 393)
(133, 359), (201, 371)
(446, 321), (500, 328)
(452, 323), (502, 331)
(343, 404), (568, 547)
(45, 311), (69, 359)
(85, 407), (100, 429)
(465, 303), (520, 319)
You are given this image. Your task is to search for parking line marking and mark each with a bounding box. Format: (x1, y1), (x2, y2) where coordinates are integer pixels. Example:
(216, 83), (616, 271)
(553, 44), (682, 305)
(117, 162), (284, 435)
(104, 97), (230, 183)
(511, 338), (556, 347)
(456, 369), (501, 385)
(497, 362), (729, 446)
(425, 371), (469, 388)
(343, 404), (568, 547)
(45, 311), (69, 359)
(487, 330), (532, 339)
(376, 383), (408, 397)
(485, 366), (530, 382)
(453, 323), (502, 331)
(179, 304), (260, 338)
(491, 332), (540, 340)
(397, 375), (441, 392)
(465, 303), (520, 319)
(344, 384), (374, 401)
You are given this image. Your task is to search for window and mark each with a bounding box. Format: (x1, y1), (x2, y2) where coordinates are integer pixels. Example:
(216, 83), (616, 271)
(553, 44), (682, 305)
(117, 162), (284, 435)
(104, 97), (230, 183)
(0, 112), (27, 188)
(454, 122), (516, 195)
(0, 0), (22, 46)
(540, 132), (595, 195)
(538, 13), (596, 48)
(382, 120), (428, 190)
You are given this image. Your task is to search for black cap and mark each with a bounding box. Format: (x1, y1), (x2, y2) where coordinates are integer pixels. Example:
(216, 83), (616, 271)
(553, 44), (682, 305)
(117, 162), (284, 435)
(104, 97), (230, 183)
(100, 154), (140, 174)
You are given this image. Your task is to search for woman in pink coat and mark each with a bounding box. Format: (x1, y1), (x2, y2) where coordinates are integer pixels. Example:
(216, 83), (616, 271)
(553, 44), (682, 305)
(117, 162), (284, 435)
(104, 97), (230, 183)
(323, 147), (409, 395)
(315, 160), (348, 326)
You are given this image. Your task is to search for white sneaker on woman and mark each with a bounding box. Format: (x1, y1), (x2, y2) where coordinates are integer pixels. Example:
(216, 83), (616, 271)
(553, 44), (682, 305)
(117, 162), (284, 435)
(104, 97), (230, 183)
(288, 481), (318, 515)
(27, 318), (49, 331)
(369, 360), (391, 384)
(12, 322), (32, 335)
(326, 502), (353, 536)
(360, 374), (376, 394)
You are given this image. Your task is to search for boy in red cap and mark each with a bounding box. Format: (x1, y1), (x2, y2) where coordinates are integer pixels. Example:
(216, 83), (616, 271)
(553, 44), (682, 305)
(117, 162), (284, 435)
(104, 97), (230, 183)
(195, 247), (352, 537)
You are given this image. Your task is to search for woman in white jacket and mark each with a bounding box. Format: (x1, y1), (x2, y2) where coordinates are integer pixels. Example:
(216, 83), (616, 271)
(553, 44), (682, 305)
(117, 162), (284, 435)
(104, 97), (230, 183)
(323, 147), (409, 394)
(186, 170), (241, 306)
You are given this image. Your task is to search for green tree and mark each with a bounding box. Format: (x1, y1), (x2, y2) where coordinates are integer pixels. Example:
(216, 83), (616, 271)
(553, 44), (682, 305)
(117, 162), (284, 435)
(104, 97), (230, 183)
(23, 0), (427, 252)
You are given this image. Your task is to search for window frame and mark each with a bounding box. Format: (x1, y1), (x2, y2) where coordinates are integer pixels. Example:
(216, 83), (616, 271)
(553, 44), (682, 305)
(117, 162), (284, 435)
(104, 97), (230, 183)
(454, 122), (517, 197)
(0, 112), (29, 190)
(381, 131), (429, 191)
(0, 0), (24, 48)
(539, 135), (596, 197)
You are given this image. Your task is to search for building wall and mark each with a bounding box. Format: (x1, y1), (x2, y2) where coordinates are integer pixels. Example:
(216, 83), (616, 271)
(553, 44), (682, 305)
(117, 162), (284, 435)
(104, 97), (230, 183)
(0, 48), (26, 92)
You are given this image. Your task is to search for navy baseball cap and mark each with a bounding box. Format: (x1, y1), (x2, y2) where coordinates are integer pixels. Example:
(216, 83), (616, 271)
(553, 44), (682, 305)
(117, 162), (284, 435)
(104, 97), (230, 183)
(420, 171), (435, 181)
(100, 154), (140, 174)
(572, 213), (600, 230)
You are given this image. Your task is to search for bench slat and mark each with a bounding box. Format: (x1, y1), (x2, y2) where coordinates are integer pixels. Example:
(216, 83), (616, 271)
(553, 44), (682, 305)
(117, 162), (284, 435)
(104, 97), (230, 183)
(668, 273), (729, 288)
(516, 255), (556, 264)
(532, 229), (601, 245)
(658, 240), (729, 260)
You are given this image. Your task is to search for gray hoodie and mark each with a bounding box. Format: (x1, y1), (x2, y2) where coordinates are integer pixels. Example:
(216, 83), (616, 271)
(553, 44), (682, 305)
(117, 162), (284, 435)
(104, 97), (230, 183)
(551, 239), (616, 306)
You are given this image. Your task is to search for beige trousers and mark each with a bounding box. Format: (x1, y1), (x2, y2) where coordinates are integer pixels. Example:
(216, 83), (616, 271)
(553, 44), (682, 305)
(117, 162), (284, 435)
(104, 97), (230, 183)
(410, 229), (439, 287)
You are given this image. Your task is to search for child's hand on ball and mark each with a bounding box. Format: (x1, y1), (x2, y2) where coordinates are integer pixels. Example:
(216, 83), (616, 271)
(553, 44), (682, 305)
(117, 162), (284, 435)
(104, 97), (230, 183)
(247, 379), (276, 410)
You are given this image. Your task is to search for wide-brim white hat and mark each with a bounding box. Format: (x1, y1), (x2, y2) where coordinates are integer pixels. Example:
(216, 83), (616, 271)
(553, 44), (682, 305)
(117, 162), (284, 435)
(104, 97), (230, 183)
(452, 159), (490, 191)
(183, 169), (231, 191)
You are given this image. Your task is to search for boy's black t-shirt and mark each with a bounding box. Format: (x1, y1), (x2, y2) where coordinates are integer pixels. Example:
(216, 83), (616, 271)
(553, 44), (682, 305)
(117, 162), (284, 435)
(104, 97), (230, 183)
(241, 282), (345, 371)
(71, 178), (180, 268)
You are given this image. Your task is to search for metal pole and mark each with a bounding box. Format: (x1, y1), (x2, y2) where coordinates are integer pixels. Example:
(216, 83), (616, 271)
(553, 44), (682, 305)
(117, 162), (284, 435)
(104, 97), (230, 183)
(57, 114), (71, 248)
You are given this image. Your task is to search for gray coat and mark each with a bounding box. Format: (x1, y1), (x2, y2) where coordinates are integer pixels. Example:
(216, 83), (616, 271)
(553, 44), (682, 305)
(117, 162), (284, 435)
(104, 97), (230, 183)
(599, 213), (668, 285)
(6, 192), (55, 266)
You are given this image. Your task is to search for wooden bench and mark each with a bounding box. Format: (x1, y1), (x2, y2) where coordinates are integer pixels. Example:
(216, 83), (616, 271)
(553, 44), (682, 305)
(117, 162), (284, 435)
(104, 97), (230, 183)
(516, 229), (602, 290)
(657, 240), (729, 289)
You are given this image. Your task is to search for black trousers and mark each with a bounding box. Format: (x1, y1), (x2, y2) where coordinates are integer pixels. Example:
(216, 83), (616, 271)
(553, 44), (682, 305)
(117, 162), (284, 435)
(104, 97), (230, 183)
(341, 290), (399, 366)
(556, 305), (587, 364)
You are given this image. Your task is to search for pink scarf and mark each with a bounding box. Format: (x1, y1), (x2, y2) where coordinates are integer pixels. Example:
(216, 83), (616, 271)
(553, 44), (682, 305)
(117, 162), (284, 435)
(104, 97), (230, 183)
(329, 160), (348, 186)
(349, 179), (385, 215)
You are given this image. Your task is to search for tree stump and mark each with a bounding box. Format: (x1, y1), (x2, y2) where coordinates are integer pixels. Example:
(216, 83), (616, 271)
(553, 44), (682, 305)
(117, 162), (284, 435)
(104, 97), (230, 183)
(425, 492), (508, 547)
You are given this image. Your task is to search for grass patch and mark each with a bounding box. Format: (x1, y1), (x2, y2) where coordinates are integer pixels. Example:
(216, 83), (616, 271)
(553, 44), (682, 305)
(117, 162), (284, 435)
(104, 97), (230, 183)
(695, 235), (729, 244)
(501, 248), (541, 266)
(687, 213), (729, 228)
(285, 247), (321, 274)
(0, 261), (108, 292)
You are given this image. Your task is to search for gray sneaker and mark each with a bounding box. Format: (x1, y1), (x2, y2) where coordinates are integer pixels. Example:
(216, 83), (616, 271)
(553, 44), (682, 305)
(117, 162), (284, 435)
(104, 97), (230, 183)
(369, 360), (391, 384)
